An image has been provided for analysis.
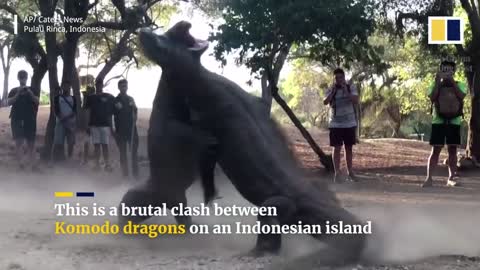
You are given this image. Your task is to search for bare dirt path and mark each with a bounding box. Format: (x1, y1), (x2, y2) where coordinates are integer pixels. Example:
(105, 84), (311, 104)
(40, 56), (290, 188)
(0, 107), (479, 269)
(0, 165), (478, 270)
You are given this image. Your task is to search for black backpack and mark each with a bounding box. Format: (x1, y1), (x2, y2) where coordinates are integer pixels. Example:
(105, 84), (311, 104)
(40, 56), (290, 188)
(431, 81), (463, 122)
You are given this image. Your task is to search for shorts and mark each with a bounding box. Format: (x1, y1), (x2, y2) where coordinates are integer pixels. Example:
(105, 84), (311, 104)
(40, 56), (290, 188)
(11, 118), (36, 143)
(329, 127), (357, 147)
(54, 121), (76, 145)
(429, 124), (461, 146)
(90, 126), (110, 145)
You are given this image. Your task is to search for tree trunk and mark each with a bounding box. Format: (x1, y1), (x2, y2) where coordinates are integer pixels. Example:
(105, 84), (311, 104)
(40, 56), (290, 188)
(0, 39), (11, 107)
(2, 68), (9, 106)
(61, 37), (81, 115)
(263, 45), (332, 171)
(261, 73), (272, 113)
(72, 66), (81, 109)
(95, 60), (117, 93)
(466, 68), (480, 161)
(272, 90), (334, 171)
(40, 29), (60, 161)
(355, 83), (362, 141)
(95, 30), (132, 92)
(31, 57), (48, 98)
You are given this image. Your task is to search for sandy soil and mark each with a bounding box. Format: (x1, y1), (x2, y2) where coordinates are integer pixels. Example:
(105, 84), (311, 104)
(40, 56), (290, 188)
(0, 106), (479, 270)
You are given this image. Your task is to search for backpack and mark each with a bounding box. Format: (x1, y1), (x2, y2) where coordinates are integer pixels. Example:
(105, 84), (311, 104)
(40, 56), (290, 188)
(432, 81), (463, 122)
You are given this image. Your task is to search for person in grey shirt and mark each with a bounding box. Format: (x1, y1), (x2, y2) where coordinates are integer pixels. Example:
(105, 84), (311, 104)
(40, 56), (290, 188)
(323, 68), (359, 183)
(53, 82), (77, 160)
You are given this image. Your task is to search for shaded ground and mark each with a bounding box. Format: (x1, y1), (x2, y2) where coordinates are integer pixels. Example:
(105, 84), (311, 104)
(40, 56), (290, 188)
(0, 107), (479, 269)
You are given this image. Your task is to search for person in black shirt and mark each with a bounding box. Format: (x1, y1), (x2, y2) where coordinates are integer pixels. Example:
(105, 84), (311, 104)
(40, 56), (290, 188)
(113, 79), (139, 178)
(7, 70), (39, 169)
(84, 85), (115, 171)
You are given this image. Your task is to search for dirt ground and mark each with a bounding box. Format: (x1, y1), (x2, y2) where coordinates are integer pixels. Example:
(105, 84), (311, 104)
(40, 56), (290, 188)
(0, 107), (479, 270)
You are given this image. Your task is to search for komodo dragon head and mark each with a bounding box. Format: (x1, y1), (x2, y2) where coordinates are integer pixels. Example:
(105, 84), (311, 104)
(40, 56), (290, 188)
(139, 21), (209, 73)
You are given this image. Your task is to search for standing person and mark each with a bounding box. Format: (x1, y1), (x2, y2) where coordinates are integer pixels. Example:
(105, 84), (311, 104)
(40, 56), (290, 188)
(7, 70), (39, 169)
(323, 68), (359, 183)
(113, 79), (139, 178)
(84, 85), (115, 172)
(53, 82), (77, 160)
(423, 60), (467, 188)
(79, 86), (94, 164)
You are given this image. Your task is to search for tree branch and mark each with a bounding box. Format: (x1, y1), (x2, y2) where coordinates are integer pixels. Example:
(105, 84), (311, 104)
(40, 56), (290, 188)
(104, 62), (133, 86)
(272, 44), (291, 83)
(0, 4), (19, 16)
(111, 0), (127, 18)
(88, 0), (100, 11)
(459, 0), (480, 38)
(0, 22), (14, 35)
(85, 21), (126, 30)
(470, 0), (478, 16)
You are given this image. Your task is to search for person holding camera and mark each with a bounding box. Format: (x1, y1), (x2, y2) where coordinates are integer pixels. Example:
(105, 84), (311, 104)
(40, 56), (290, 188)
(423, 60), (468, 188)
(323, 68), (359, 183)
(7, 70), (39, 169)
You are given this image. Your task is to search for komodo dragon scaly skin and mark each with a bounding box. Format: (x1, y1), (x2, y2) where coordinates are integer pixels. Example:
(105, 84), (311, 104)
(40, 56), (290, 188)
(130, 21), (368, 266)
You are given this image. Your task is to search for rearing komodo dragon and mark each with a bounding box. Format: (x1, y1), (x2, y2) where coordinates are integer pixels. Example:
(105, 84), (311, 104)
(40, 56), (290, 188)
(119, 22), (219, 227)
(133, 21), (367, 265)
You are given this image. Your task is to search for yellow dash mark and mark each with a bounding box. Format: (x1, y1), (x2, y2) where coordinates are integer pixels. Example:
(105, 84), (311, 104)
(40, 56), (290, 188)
(431, 19), (446, 41)
(55, 192), (74, 198)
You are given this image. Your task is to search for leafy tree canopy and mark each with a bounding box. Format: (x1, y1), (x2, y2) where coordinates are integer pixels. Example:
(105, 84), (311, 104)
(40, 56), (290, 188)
(207, 0), (380, 77)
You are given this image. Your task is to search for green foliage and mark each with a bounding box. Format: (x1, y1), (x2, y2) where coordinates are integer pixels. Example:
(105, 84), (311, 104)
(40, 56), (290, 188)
(208, 0), (379, 75)
(280, 60), (330, 128)
(79, 2), (178, 70)
(39, 91), (50, 105)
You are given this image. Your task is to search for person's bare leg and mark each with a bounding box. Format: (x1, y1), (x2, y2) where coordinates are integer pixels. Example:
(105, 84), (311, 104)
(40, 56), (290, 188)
(447, 145), (459, 187)
(26, 139), (36, 170)
(423, 146), (442, 187)
(345, 144), (356, 181)
(67, 143), (74, 159)
(15, 139), (24, 169)
(332, 146), (342, 182)
(94, 144), (101, 170)
(102, 144), (112, 171)
(83, 140), (90, 164)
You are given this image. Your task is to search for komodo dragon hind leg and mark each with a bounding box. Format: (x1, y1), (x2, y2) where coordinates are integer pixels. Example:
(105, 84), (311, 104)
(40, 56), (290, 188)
(118, 182), (160, 227)
(241, 196), (297, 257)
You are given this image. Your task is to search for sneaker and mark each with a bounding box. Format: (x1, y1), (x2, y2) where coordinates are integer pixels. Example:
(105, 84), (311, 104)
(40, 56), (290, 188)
(104, 164), (113, 172)
(447, 179), (461, 187)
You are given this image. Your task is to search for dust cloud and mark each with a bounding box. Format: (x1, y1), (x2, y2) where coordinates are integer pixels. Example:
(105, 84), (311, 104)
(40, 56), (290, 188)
(0, 168), (479, 269)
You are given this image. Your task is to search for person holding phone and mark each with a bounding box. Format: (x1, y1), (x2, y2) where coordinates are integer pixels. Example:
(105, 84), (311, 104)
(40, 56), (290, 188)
(323, 68), (359, 183)
(7, 70), (39, 170)
(423, 60), (467, 188)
